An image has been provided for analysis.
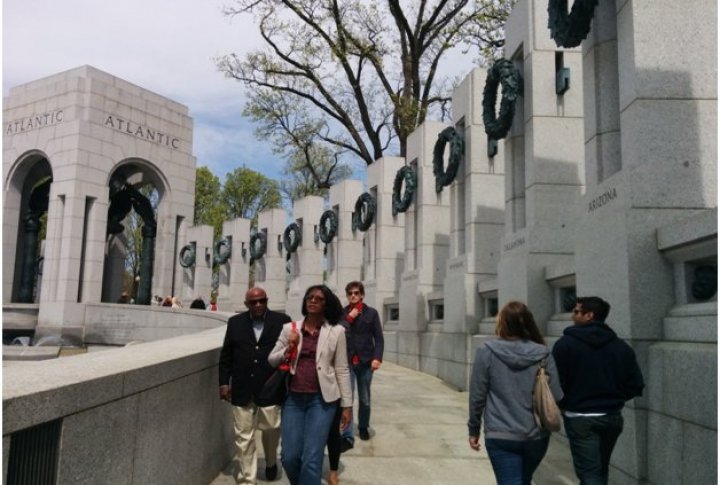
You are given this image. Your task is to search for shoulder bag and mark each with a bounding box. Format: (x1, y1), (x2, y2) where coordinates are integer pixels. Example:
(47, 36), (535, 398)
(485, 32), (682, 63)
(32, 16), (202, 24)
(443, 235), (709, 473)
(532, 358), (562, 432)
(257, 321), (297, 406)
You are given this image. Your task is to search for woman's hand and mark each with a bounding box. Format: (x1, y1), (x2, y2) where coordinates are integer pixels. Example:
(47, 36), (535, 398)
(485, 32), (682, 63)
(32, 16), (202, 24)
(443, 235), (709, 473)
(340, 407), (352, 431)
(288, 327), (300, 347)
(468, 435), (481, 451)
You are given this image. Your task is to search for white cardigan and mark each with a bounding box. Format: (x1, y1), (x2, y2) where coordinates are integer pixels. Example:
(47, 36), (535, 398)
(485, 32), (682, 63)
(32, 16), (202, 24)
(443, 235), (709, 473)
(269, 319), (353, 408)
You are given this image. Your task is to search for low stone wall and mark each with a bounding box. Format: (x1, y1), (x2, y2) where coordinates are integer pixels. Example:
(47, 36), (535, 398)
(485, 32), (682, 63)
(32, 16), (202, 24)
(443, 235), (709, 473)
(3, 327), (235, 484)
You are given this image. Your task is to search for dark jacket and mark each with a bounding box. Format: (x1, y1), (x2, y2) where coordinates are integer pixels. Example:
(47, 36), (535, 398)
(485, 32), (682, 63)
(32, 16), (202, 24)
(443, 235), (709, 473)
(341, 304), (384, 364)
(219, 309), (291, 406)
(552, 321), (644, 414)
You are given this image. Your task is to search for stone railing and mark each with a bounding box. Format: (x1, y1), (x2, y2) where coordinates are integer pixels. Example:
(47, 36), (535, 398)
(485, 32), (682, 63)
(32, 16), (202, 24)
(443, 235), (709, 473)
(3, 327), (235, 484)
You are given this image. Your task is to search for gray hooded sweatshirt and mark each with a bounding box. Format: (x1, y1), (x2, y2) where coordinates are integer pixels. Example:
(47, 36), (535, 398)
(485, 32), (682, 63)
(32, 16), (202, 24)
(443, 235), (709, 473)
(468, 339), (563, 441)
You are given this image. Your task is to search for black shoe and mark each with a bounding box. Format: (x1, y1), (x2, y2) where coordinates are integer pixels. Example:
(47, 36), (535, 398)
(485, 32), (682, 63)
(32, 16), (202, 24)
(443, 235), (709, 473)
(359, 428), (370, 440)
(265, 465), (278, 481)
(340, 437), (355, 453)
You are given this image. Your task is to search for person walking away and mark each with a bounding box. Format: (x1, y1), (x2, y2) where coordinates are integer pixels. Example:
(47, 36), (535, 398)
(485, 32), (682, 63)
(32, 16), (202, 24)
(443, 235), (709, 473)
(219, 287), (291, 483)
(339, 281), (383, 449)
(269, 285), (352, 485)
(552, 296), (644, 485)
(468, 301), (563, 485)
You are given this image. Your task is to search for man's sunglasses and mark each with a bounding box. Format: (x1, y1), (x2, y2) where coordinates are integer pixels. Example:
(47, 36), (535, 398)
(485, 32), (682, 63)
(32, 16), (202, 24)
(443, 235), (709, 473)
(347, 290), (362, 296)
(246, 298), (268, 306)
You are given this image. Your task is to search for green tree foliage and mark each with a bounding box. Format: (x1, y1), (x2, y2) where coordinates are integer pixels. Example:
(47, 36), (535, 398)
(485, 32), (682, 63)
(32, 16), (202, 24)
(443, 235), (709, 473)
(222, 167), (283, 222)
(217, 0), (516, 166)
(194, 167), (227, 238)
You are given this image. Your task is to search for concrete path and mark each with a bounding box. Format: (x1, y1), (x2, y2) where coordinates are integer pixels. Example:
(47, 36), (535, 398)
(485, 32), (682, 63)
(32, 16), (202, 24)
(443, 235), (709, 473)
(211, 362), (577, 485)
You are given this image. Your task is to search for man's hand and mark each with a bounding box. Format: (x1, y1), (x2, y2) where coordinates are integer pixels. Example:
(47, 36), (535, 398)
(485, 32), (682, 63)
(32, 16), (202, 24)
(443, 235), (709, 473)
(219, 385), (231, 402)
(468, 435), (481, 451)
(340, 407), (352, 430)
(371, 359), (382, 371)
(348, 307), (361, 319)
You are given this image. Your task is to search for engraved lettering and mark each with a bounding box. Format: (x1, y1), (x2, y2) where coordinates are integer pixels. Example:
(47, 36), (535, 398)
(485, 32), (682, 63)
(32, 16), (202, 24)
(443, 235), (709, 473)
(5, 109), (64, 135)
(503, 237), (525, 252)
(588, 188), (618, 213)
(102, 113), (181, 150)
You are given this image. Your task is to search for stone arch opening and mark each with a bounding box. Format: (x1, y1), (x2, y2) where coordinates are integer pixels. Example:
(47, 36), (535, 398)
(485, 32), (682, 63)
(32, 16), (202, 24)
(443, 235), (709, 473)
(102, 159), (168, 305)
(6, 152), (53, 303)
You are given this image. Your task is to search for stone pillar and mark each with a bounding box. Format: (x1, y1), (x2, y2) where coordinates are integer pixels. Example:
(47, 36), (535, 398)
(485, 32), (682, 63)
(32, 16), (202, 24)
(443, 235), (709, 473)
(179, 225), (214, 305)
(326, 180), (364, 294)
(497, 0), (585, 332)
(218, 218), (251, 312)
(285, 196), (325, 318)
(255, 208), (288, 313)
(576, 1), (717, 483)
(437, 68), (508, 389)
(396, 122), (451, 371)
(362, 157), (406, 312)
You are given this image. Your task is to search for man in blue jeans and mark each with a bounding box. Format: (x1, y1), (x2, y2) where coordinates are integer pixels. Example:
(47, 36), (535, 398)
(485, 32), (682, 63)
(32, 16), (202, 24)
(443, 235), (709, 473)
(340, 281), (384, 448)
(553, 296), (645, 485)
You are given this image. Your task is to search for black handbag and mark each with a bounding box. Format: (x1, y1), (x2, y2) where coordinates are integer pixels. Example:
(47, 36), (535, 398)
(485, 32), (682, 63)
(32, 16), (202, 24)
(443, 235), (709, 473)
(256, 321), (297, 407)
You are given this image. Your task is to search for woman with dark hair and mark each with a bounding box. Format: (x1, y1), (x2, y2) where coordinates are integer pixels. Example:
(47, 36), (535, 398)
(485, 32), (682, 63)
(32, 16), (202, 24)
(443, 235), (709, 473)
(467, 301), (563, 485)
(269, 284), (352, 485)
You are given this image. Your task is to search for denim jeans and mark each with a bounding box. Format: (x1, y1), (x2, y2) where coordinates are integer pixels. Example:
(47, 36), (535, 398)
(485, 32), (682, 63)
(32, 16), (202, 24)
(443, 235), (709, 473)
(563, 412), (624, 485)
(341, 362), (374, 441)
(484, 437), (550, 485)
(281, 392), (337, 485)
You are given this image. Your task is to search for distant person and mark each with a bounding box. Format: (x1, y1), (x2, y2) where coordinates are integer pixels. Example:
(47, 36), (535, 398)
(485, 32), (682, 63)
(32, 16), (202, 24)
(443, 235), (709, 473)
(190, 296), (206, 310)
(339, 281), (383, 446)
(219, 287), (291, 483)
(269, 285), (352, 485)
(468, 301), (563, 485)
(209, 297), (218, 312)
(553, 297), (644, 485)
(161, 296), (173, 307)
(171, 296), (182, 309)
(116, 291), (130, 304)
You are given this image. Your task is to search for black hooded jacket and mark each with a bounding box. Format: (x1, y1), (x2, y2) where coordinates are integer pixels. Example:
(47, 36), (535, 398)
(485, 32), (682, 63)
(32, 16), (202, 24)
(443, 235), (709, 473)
(552, 321), (644, 414)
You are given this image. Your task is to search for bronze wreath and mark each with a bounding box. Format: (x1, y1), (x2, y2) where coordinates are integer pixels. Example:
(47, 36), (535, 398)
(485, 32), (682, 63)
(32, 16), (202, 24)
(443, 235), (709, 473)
(482, 59), (523, 141)
(352, 192), (376, 232)
(433, 127), (464, 193)
(249, 232), (266, 264)
(392, 165), (417, 215)
(179, 242), (196, 268)
(548, 0), (599, 48)
(213, 238), (231, 265)
(283, 222), (302, 260)
(318, 210), (338, 244)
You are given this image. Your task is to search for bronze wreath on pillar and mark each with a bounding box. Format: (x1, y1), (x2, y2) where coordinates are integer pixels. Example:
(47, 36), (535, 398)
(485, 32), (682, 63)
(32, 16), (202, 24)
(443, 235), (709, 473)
(432, 127), (464, 194)
(179, 242), (196, 268)
(352, 192), (376, 232)
(283, 222), (302, 260)
(548, 0), (599, 48)
(482, 59), (523, 141)
(213, 237), (232, 265)
(392, 165), (417, 215)
(249, 232), (266, 264)
(318, 210), (338, 244)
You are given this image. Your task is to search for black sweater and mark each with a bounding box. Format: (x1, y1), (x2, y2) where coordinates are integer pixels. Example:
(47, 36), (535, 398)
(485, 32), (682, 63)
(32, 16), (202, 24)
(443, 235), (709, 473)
(552, 321), (644, 414)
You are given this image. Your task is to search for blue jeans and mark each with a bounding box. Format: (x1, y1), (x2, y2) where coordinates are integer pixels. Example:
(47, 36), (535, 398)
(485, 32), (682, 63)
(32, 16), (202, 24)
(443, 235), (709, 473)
(281, 392), (337, 485)
(563, 412), (624, 485)
(341, 363), (374, 441)
(485, 437), (550, 485)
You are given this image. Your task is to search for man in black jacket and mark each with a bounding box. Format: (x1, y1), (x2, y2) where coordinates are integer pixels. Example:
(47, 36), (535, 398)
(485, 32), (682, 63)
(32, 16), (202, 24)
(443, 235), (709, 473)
(552, 296), (644, 485)
(340, 281), (384, 447)
(219, 287), (291, 483)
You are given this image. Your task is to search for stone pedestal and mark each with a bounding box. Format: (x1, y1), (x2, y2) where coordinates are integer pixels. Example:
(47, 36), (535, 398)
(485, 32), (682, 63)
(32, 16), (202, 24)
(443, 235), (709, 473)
(361, 157), (406, 313)
(397, 122), (451, 370)
(217, 218), (251, 312)
(255, 209), (288, 313)
(325, 180), (364, 294)
(179, 225), (213, 305)
(498, 0), (585, 330)
(285, 196), (324, 318)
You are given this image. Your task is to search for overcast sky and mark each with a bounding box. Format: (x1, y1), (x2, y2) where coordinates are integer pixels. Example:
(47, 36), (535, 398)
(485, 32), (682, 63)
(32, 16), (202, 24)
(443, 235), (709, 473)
(3, 0), (477, 184)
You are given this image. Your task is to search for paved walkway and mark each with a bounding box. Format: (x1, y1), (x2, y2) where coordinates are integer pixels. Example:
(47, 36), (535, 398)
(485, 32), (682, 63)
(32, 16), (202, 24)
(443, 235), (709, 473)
(212, 362), (577, 485)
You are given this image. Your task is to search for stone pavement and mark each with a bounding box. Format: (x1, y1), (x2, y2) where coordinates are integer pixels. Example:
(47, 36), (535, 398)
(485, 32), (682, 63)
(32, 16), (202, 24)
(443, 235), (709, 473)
(212, 362), (577, 485)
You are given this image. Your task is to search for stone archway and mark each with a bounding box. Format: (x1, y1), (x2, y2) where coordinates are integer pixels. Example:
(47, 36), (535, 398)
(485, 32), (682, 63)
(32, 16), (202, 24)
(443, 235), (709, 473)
(102, 161), (166, 305)
(6, 153), (53, 303)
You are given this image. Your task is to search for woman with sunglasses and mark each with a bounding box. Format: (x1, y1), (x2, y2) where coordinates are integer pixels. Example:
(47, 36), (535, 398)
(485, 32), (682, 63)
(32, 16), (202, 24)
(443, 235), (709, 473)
(269, 284), (352, 485)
